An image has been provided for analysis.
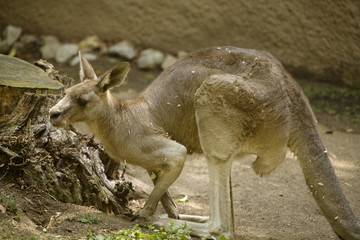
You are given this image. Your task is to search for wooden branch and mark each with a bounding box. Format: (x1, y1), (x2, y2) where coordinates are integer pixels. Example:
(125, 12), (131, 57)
(0, 145), (20, 159)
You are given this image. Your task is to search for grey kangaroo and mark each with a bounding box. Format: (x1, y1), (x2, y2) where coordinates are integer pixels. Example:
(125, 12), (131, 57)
(49, 47), (360, 239)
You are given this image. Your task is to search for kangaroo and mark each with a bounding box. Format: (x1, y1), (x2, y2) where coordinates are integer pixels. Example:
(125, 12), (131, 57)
(49, 47), (360, 239)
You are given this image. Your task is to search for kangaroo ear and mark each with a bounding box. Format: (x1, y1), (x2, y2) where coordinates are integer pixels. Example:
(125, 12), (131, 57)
(97, 62), (130, 92)
(79, 51), (97, 81)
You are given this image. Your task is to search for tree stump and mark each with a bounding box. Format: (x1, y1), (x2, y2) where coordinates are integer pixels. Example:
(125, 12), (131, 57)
(0, 55), (133, 215)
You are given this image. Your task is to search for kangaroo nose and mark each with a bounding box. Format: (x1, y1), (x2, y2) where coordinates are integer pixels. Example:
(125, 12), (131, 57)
(50, 111), (61, 119)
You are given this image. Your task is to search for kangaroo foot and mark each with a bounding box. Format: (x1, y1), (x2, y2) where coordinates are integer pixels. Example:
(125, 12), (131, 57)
(153, 214), (230, 239)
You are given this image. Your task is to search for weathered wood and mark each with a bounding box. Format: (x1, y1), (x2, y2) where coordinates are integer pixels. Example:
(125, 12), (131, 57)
(0, 55), (64, 116)
(34, 59), (74, 88)
(0, 54), (63, 89)
(0, 145), (20, 159)
(0, 93), (45, 134)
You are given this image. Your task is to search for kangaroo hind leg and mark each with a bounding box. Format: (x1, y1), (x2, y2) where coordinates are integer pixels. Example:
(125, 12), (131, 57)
(194, 73), (274, 239)
(135, 137), (186, 219)
(147, 170), (179, 219)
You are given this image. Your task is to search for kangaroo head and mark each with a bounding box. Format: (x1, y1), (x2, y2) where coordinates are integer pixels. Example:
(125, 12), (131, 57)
(49, 52), (130, 127)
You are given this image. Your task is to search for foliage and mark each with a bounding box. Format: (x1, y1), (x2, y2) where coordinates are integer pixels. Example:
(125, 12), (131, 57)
(84, 222), (180, 240)
(0, 195), (19, 215)
(302, 84), (360, 123)
(0, 220), (15, 240)
(0, 194), (21, 221)
(83, 221), (227, 240)
(0, 220), (42, 240)
(84, 222), (191, 240)
(67, 215), (102, 224)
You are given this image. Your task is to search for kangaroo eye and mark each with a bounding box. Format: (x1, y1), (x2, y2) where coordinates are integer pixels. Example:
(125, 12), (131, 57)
(77, 98), (88, 106)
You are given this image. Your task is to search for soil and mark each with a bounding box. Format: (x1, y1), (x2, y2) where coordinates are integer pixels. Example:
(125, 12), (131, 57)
(1, 56), (359, 240)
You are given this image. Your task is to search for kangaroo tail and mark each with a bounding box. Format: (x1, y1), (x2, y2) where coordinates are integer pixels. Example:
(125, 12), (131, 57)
(289, 127), (360, 239)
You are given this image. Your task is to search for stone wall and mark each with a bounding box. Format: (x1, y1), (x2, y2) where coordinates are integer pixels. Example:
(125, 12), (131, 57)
(1, 0), (359, 86)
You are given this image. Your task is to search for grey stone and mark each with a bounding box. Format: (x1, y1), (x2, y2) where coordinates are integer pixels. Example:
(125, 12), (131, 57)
(70, 52), (97, 66)
(108, 41), (137, 60)
(78, 35), (104, 52)
(55, 44), (79, 63)
(137, 48), (164, 69)
(0, 25), (22, 53)
(40, 36), (61, 60)
(3, 25), (22, 46)
(21, 34), (38, 43)
(161, 54), (178, 70)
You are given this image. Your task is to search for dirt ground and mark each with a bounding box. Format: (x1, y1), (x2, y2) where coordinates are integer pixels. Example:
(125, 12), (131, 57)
(0, 57), (359, 240)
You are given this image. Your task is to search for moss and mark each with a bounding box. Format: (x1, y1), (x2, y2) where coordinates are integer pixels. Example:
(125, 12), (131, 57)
(0, 55), (63, 90)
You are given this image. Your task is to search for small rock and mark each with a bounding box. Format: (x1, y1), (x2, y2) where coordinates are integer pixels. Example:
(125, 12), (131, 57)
(0, 25), (22, 53)
(55, 44), (79, 63)
(40, 36), (61, 60)
(0, 203), (6, 214)
(161, 54), (177, 70)
(108, 41), (137, 60)
(106, 56), (122, 64)
(137, 48), (164, 69)
(346, 128), (354, 133)
(20, 34), (38, 44)
(177, 50), (188, 58)
(70, 52), (97, 66)
(2, 25), (22, 46)
(78, 35), (104, 52)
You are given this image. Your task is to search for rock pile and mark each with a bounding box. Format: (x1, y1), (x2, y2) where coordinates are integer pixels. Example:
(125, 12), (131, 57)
(0, 25), (22, 53)
(0, 24), (187, 71)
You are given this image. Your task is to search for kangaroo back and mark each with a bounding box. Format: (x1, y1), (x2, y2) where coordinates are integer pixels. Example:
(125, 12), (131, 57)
(143, 47), (287, 153)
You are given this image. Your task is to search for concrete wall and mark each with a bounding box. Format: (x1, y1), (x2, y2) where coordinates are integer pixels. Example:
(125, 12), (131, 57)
(1, 0), (359, 86)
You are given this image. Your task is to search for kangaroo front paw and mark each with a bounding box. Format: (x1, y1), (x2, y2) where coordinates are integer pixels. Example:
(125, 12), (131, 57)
(132, 206), (156, 221)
